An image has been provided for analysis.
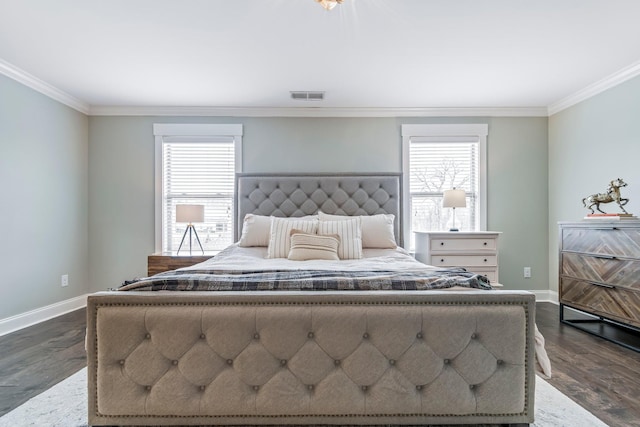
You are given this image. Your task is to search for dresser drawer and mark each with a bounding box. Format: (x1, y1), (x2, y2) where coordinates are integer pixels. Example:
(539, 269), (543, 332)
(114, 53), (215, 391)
(430, 255), (497, 267)
(560, 277), (640, 328)
(562, 226), (640, 258)
(561, 252), (640, 291)
(471, 268), (498, 283)
(429, 261), (497, 282)
(431, 238), (497, 252)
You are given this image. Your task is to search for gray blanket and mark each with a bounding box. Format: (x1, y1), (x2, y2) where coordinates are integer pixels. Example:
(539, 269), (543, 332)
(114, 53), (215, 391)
(119, 268), (492, 292)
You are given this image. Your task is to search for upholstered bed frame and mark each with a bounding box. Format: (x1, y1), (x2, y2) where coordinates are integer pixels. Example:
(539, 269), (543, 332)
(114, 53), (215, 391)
(235, 173), (403, 245)
(86, 173), (535, 426)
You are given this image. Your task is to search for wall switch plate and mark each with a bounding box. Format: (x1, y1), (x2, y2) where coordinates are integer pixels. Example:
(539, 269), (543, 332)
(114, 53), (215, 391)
(61, 274), (69, 287)
(523, 267), (531, 278)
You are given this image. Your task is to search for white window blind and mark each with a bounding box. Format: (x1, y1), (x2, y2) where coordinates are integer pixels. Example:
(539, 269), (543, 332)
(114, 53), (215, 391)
(154, 124), (243, 254)
(409, 136), (479, 236)
(401, 124), (487, 248)
(162, 139), (235, 252)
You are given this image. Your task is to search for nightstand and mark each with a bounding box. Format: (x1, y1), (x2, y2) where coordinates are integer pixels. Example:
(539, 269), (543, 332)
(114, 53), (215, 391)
(414, 231), (501, 284)
(147, 253), (216, 276)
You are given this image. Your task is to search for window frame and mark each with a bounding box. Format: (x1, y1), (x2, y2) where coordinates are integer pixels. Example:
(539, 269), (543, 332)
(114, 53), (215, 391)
(153, 123), (243, 254)
(401, 124), (488, 246)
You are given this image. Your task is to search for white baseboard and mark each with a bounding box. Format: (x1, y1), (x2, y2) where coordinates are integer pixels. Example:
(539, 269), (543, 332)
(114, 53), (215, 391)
(532, 290), (559, 304)
(0, 294), (89, 337)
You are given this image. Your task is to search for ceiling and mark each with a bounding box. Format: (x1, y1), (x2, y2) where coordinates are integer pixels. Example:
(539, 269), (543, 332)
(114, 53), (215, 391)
(1, 0), (640, 115)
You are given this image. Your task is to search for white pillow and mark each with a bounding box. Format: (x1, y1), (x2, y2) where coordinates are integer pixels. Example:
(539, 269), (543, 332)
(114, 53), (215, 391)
(239, 214), (318, 247)
(267, 217), (318, 258)
(238, 214), (271, 247)
(288, 230), (340, 261)
(318, 217), (363, 260)
(318, 212), (397, 249)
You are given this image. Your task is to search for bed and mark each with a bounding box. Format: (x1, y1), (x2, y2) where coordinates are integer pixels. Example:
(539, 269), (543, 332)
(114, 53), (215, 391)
(86, 173), (537, 426)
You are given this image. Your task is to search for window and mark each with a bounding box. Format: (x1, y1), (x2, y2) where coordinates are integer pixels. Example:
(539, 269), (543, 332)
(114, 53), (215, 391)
(154, 124), (243, 253)
(401, 124), (488, 248)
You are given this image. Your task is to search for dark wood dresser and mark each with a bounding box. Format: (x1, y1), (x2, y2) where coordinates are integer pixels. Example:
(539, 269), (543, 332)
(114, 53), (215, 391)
(559, 221), (640, 351)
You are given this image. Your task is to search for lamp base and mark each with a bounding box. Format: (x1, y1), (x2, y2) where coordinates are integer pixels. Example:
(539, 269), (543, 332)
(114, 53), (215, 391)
(177, 224), (204, 255)
(449, 228), (459, 232)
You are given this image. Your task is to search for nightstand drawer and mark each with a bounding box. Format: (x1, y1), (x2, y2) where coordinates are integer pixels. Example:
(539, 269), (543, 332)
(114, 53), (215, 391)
(431, 238), (497, 252)
(468, 268), (498, 283)
(430, 255), (497, 267)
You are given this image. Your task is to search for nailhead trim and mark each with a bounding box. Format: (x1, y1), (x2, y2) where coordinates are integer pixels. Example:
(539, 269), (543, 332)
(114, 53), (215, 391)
(89, 297), (534, 421)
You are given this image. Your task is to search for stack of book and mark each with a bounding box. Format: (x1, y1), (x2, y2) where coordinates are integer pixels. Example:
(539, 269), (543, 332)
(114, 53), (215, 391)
(583, 213), (638, 220)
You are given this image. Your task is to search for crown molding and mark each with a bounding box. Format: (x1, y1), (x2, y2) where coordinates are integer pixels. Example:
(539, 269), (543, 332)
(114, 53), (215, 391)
(3, 54), (637, 119)
(89, 105), (548, 117)
(548, 60), (640, 116)
(0, 58), (90, 115)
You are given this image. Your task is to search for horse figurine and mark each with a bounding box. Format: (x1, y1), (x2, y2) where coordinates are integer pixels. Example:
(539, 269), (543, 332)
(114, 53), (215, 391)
(582, 178), (629, 214)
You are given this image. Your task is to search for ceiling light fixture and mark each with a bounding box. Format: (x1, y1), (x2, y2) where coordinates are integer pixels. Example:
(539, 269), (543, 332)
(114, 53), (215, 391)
(315, 0), (343, 11)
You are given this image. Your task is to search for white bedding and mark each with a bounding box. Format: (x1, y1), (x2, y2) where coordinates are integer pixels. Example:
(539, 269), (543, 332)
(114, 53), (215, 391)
(180, 244), (441, 273)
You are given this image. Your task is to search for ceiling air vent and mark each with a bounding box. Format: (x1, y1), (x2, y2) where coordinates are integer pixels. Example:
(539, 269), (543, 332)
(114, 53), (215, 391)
(290, 91), (325, 101)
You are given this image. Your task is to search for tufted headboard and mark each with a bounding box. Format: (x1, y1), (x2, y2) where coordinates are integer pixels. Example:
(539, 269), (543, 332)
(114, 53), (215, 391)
(235, 173), (403, 247)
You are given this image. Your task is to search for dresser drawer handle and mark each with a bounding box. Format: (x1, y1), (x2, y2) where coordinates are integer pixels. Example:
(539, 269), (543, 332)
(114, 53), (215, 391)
(483, 242), (487, 246)
(592, 255), (617, 260)
(484, 259), (488, 262)
(589, 282), (615, 289)
(440, 242), (444, 246)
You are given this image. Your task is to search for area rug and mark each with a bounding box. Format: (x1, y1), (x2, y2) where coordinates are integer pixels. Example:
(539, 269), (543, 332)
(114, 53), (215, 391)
(0, 368), (608, 427)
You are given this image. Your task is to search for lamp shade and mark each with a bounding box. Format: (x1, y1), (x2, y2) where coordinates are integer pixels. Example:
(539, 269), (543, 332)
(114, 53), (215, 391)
(176, 204), (204, 223)
(443, 189), (466, 208)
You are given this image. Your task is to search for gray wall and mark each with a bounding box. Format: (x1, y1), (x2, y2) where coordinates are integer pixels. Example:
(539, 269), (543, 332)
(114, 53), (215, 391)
(7, 64), (638, 317)
(0, 75), (89, 319)
(89, 115), (549, 293)
(548, 75), (640, 292)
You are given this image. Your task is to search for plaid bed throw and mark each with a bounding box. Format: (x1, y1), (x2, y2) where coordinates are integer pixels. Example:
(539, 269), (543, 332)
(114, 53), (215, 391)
(118, 268), (492, 292)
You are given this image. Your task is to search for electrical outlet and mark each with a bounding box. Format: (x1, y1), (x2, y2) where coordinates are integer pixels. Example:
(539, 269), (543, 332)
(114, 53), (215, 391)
(523, 267), (531, 278)
(61, 274), (69, 287)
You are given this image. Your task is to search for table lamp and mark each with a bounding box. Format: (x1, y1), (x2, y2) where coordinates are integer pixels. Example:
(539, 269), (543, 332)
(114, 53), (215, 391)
(176, 204), (205, 255)
(443, 188), (466, 231)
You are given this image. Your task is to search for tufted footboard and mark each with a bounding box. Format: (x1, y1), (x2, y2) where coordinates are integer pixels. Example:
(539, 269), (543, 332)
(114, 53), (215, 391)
(86, 290), (535, 426)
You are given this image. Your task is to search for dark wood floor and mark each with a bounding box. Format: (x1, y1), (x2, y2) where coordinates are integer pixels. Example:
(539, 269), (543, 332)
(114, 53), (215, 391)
(0, 308), (87, 417)
(535, 303), (640, 427)
(0, 303), (639, 426)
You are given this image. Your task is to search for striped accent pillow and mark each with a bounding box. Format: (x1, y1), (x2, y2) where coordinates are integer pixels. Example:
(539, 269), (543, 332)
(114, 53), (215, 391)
(318, 217), (363, 260)
(267, 217), (318, 258)
(288, 230), (340, 261)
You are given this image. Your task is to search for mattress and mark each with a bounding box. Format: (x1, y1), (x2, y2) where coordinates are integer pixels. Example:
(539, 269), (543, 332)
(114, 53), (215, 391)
(119, 245), (493, 292)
